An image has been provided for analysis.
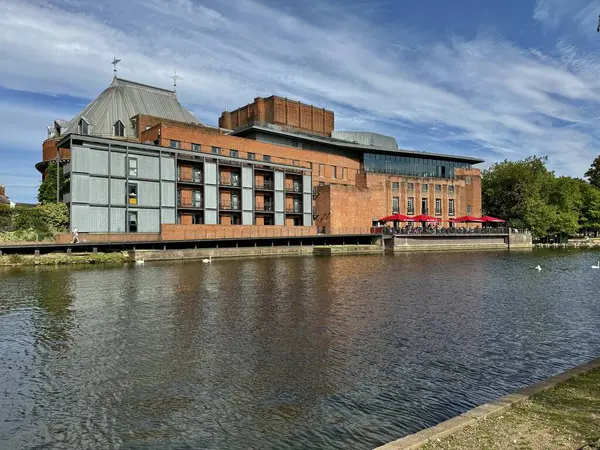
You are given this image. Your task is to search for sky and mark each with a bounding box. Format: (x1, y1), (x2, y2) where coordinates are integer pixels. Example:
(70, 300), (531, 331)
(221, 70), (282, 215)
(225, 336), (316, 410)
(2, 0), (600, 202)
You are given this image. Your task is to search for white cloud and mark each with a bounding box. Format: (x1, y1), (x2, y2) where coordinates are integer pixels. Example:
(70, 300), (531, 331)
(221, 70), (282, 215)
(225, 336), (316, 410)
(2, 0), (600, 204)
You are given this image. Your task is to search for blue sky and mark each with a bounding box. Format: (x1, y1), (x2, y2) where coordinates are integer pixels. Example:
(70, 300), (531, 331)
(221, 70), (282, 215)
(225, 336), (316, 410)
(2, 0), (600, 202)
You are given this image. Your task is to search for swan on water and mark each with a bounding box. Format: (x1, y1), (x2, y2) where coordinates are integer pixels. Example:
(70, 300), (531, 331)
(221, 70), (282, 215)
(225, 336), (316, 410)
(202, 256), (212, 264)
(135, 259), (145, 265)
(535, 265), (541, 271)
(592, 261), (600, 269)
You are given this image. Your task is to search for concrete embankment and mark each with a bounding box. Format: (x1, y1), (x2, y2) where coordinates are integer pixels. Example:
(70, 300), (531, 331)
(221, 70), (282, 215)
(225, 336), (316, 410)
(375, 357), (600, 450)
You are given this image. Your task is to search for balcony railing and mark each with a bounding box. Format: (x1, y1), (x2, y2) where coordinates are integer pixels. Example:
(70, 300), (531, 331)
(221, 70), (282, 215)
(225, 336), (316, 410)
(220, 178), (241, 187)
(286, 185), (302, 193)
(178, 176), (203, 184)
(178, 201), (203, 208)
(255, 181), (274, 190)
(220, 202), (241, 211)
(286, 206), (303, 213)
(255, 203), (274, 212)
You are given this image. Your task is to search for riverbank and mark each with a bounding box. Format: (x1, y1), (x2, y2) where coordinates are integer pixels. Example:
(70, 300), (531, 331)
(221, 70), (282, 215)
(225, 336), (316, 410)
(378, 358), (600, 450)
(0, 252), (129, 266)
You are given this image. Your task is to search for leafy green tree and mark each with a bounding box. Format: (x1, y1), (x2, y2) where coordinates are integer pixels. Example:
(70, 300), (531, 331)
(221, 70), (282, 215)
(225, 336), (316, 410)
(585, 155), (600, 189)
(37, 162), (69, 205)
(580, 183), (600, 234)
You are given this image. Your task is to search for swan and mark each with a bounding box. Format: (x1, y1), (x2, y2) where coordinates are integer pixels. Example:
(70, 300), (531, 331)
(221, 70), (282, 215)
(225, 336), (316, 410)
(535, 265), (541, 271)
(202, 256), (212, 264)
(135, 259), (145, 266)
(592, 261), (599, 269)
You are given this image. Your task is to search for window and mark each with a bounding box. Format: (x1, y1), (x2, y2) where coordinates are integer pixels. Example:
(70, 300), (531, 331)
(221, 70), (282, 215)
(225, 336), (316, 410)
(392, 182), (399, 193)
(392, 196), (400, 213)
(422, 184), (428, 193)
(192, 167), (202, 183)
(114, 120), (125, 137)
(334, 166), (338, 178)
(407, 183), (414, 192)
(128, 211), (138, 233)
(211, 146), (221, 155)
(435, 184), (441, 192)
(466, 205), (472, 215)
(248, 152), (256, 160)
(292, 141), (299, 147)
(421, 198), (428, 214)
(408, 197), (415, 215)
(128, 183), (138, 205)
(319, 164), (323, 176)
(177, 166), (181, 181)
(449, 199), (455, 216)
(435, 198), (441, 215)
(78, 119), (89, 135)
(191, 143), (201, 152)
(449, 185), (455, 194)
(230, 149), (239, 158)
(177, 189), (181, 206)
(465, 176), (471, 185)
(170, 140), (180, 149)
(128, 157), (138, 178)
(263, 155), (271, 162)
(192, 190), (202, 207)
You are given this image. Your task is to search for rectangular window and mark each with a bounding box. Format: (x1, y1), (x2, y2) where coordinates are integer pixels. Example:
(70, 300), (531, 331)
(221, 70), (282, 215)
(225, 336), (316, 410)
(334, 166), (338, 178)
(435, 198), (441, 215)
(230, 149), (239, 158)
(407, 183), (414, 192)
(467, 205), (472, 215)
(392, 182), (399, 193)
(191, 143), (201, 152)
(192, 167), (202, 183)
(293, 160), (298, 166)
(263, 155), (271, 162)
(177, 166), (181, 181)
(408, 197), (415, 215)
(392, 196), (400, 213)
(448, 185), (455, 194)
(449, 199), (455, 216)
(211, 146), (221, 155)
(127, 183), (138, 205)
(128, 211), (138, 233)
(170, 140), (180, 149)
(248, 152), (256, 160)
(177, 189), (181, 206)
(319, 164), (323, 176)
(421, 198), (428, 214)
(192, 190), (202, 207)
(422, 184), (428, 193)
(128, 157), (138, 178)
(435, 184), (441, 192)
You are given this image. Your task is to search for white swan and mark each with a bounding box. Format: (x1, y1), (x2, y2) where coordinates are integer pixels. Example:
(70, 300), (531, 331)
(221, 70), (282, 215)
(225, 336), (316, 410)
(202, 256), (212, 264)
(135, 259), (145, 266)
(592, 261), (599, 269)
(535, 265), (541, 271)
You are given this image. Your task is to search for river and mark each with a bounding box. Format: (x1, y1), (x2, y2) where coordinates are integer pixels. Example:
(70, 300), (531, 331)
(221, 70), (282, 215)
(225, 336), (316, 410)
(1, 249), (600, 449)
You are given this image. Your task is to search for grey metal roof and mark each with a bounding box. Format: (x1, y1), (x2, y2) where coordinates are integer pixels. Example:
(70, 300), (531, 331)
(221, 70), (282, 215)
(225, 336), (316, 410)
(331, 131), (398, 150)
(232, 124), (485, 164)
(60, 77), (201, 138)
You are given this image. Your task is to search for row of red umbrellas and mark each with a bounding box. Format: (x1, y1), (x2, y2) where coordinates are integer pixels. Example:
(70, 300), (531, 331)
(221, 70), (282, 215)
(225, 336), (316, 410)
(379, 213), (505, 223)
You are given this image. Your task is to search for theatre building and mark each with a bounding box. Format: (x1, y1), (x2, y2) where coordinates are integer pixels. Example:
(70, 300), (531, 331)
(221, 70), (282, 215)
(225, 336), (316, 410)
(42, 76), (483, 234)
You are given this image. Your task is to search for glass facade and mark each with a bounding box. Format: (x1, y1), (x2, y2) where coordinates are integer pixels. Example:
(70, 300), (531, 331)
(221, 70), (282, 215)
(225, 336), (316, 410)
(363, 153), (472, 178)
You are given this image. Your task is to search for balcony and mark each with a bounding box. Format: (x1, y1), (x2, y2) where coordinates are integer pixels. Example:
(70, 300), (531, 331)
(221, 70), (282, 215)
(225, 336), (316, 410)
(178, 201), (203, 209)
(219, 177), (241, 188)
(177, 176), (203, 185)
(285, 185), (302, 194)
(219, 201), (241, 211)
(255, 203), (274, 212)
(255, 180), (274, 191)
(286, 206), (303, 214)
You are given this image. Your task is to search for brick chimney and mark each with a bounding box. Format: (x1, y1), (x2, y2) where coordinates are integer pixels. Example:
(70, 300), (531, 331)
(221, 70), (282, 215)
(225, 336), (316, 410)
(0, 185), (5, 197)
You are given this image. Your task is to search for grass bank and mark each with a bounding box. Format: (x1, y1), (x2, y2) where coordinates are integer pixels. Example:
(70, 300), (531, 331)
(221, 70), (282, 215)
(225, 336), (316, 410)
(422, 367), (600, 450)
(0, 252), (130, 266)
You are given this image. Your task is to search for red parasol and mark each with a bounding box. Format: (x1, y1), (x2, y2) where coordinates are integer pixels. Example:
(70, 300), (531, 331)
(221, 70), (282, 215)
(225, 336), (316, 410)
(453, 215), (483, 223)
(479, 215), (505, 223)
(379, 213), (413, 222)
(412, 214), (442, 222)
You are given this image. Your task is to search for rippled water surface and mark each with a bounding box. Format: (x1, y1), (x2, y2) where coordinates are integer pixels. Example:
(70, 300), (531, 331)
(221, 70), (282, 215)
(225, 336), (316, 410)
(2, 249), (600, 449)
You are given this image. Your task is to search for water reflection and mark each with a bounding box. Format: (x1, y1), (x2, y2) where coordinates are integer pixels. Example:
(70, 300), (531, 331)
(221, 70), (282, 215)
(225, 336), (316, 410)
(1, 249), (600, 449)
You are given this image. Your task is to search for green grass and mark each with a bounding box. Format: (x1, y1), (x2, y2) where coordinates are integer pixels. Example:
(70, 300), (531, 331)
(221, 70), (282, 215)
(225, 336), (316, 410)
(421, 367), (600, 450)
(0, 252), (129, 266)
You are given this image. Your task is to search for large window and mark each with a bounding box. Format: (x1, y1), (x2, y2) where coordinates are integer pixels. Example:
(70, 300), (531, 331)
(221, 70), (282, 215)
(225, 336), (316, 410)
(114, 120), (125, 137)
(392, 182), (399, 193)
(191, 143), (201, 152)
(170, 140), (180, 149)
(435, 184), (441, 192)
(407, 183), (414, 192)
(408, 197), (415, 215)
(421, 198), (428, 215)
(128, 157), (138, 178)
(449, 199), (455, 216)
(449, 185), (455, 194)
(363, 153), (472, 178)
(435, 198), (441, 215)
(212, 146), (221, 155)
(248, 152), (256, 160)
(127, 183), (138, 205)
(392, 196), (399, 213)
(192, 190), (202, 207)
(128, 211), (138, 233)
(230, 149), (239, 158)
(192, 167), (202, 183)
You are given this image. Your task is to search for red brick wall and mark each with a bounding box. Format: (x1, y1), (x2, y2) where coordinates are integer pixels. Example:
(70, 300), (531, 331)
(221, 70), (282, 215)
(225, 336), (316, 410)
(42, 138), (69, 162)
(219, 96), (334, 136)
(161, 224), (317, 240)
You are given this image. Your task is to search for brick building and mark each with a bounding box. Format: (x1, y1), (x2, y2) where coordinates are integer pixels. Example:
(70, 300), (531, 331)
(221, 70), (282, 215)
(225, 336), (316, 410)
(43, 76), (483, 233)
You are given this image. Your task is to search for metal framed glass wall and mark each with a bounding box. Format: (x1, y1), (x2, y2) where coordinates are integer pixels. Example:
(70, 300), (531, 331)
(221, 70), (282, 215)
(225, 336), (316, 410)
(363, 153), (472, 178)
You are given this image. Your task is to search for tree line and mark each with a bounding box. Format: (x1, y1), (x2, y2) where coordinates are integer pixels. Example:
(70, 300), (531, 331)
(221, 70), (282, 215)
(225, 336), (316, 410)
(482, 155), (600, 238)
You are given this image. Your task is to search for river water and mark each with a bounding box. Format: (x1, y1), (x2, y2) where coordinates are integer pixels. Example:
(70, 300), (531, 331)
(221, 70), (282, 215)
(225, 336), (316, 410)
(1, 249), (600, 449)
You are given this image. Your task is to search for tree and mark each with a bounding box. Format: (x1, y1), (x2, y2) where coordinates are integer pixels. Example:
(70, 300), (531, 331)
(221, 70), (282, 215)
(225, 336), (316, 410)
(37, 162), (69, 204)
(585, 155), (600, 189)
(580, 182), (600, 234)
